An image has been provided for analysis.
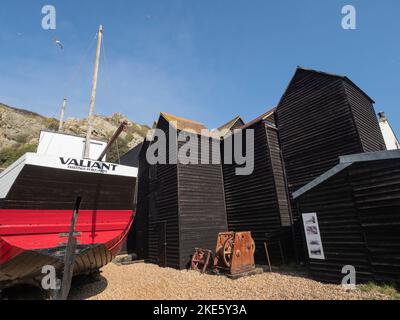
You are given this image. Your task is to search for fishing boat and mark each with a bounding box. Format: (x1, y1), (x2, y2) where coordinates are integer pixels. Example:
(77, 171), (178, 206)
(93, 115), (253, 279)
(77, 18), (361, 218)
(0, 25), (137, 294)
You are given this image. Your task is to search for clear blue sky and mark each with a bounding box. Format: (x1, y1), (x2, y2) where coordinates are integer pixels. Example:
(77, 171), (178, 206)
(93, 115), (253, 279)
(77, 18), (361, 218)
(0, 0), (399, 133)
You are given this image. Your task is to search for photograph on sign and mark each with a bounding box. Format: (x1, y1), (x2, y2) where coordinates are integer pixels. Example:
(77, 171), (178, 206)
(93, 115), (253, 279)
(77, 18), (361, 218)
(302, 213), (325, 260)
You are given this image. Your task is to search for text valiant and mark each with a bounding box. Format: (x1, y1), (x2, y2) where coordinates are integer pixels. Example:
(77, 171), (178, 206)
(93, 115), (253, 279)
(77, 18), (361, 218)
(60, 158), (118, 172)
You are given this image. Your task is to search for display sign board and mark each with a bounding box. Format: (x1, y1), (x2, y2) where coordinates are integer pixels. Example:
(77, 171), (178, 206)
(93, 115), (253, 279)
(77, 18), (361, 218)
(302, 212), (325, 260)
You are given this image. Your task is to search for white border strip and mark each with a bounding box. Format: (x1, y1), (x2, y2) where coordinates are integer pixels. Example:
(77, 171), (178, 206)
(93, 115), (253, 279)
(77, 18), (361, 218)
(25, 153), (138, 178)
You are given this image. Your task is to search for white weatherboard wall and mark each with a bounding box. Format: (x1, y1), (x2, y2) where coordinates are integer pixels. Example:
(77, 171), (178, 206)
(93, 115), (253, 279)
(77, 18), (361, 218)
(37, 131), (107, 160)
(379, 115), (400, 150)
(0, 154), (27, 199)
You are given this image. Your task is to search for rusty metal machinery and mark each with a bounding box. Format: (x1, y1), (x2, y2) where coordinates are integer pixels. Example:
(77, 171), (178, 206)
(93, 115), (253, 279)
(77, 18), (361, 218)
(191, 248), (212, 273)
(214, 232), (256, 276)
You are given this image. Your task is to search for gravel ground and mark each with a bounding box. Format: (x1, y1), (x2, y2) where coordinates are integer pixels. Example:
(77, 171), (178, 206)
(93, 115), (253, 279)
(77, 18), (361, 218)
(66, 262), (391, 300)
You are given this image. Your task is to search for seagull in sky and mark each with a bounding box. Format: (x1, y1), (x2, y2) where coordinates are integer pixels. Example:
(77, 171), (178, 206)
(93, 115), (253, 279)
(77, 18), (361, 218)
(53, 38), (64, 50)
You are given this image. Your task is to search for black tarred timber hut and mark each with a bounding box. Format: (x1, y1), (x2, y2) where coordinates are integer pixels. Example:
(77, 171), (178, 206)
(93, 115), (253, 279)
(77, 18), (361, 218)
(135, 113), (228, 269)
(221, 111), (293, 264)
(120, 143), (144, 168)
(118, 143), (143, 255)
(293, 150), (400, 287)
(275, 67), (387, 260)
(117, 141), (151, 259)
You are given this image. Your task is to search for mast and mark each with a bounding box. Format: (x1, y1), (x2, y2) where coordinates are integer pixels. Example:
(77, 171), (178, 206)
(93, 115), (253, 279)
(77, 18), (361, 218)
(84, 25), (103, 159)
(58, 98), (67, 132)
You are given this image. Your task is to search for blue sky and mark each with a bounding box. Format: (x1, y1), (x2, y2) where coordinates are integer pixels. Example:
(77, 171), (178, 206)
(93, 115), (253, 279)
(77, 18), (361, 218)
(0, 0), (399, 133)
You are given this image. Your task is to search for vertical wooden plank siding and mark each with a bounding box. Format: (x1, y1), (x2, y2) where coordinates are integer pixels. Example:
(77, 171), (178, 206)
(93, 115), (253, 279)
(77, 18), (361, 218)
(276, 68), (386, 261)
(297, 172), (373, 283)
(138, 115), (227, 270)
(349, 160), (400, 285)
(147, 116), (180, 268)
(129, 140), (151, 259)
(296, 156), (400, 286)
(222, 118), (292, 263)
(343, 82), (386, 153)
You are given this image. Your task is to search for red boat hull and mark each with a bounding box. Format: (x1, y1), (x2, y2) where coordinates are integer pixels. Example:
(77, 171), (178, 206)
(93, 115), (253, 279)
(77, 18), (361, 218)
(0, 157), (137, 288)
(0, 209), (134, 285)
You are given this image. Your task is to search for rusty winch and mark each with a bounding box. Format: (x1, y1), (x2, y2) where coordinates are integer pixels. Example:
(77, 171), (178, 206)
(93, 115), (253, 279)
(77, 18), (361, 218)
(213, 232), (256, 276)
(191, 248), (212, 273)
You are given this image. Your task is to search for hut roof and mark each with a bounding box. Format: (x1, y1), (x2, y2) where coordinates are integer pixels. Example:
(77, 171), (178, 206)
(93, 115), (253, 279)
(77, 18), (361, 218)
(160, 112), (207, 135)
(213, 116), (245, 138)
(293, 149), (400, 199)
(277, 67), (375, 108)
(241, 108), (276, 130)
(217, 116), (244, 131)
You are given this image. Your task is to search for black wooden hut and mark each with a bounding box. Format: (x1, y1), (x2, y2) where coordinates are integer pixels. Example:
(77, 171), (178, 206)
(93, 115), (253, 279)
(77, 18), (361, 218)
(137, 113), (228, 269)
(119, 140), (151, 259)
(115, 142), (144, 255)
(221, 111), (293, 264)
(275, 67), (387, 259)
(293, 150), (400, 287)
(120, 143), (144, 168)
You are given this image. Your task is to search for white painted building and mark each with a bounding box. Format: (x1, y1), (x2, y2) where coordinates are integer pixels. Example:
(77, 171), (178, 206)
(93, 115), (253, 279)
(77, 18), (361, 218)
(378, 112), (400, 150)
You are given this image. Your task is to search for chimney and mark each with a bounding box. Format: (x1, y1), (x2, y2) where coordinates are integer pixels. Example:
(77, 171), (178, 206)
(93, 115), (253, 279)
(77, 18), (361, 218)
(378, 112), (387, 121)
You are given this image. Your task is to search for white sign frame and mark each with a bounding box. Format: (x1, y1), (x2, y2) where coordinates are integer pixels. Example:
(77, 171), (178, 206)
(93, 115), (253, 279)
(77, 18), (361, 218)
(302, 212), (325, 260)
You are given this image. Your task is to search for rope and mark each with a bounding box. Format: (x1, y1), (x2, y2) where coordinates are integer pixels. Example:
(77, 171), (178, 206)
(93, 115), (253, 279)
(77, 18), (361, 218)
(61, 33), (98, 118)
(101, 33), (111, 91)
(102, 33), (121, 166)
(66, 33), (98, 89)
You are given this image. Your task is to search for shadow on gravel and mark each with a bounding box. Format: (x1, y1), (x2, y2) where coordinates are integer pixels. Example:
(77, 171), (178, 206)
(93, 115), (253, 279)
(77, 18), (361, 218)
(2, 285), (46, 300)
(1, 274), (108, 300)
(68, 274), (108, 300)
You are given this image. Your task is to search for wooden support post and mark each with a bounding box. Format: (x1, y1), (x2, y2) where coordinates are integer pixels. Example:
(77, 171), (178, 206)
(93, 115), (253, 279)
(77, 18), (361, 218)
(56, 197), (82, 300)
(58, 98), (67, 132)
(264, 242), (272, 273)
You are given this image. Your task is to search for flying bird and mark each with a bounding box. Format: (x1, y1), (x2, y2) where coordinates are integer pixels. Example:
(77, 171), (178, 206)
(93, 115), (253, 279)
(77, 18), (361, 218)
(53, 38), (64, 50)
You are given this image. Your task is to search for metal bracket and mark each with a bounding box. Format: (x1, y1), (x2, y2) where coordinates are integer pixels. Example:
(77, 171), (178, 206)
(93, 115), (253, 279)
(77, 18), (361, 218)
(59, 232), (81, 238)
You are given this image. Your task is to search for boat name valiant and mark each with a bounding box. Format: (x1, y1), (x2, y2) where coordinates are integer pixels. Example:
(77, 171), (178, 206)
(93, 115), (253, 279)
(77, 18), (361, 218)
(60, 158), (118, 173)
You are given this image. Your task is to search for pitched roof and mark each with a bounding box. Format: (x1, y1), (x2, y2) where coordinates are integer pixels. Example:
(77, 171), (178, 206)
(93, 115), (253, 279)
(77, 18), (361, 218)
(241, 108), (276, 130)
(217, 116), (244, 132)
(213, 116), (245, 138)
(281, 66), (375, 104)
(293, 149), (400, 199)
(160, 112), (208, 135)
